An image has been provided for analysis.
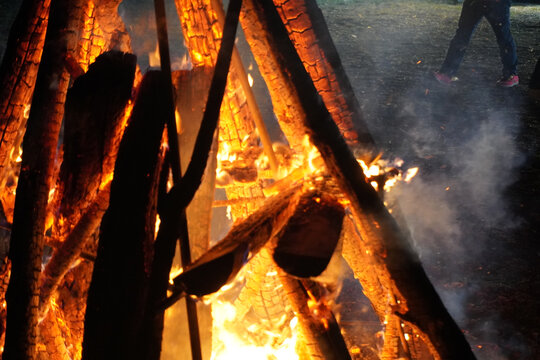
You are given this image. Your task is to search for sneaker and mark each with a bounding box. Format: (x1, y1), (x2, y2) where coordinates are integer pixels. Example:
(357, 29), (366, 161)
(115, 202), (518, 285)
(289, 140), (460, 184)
(434, 71), (458, 85)
(497, 75), (519, 87)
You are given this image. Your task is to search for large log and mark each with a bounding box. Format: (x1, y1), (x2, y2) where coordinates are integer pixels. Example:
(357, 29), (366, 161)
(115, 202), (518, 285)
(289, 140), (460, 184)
(82, 71), (166, 360)
(250, 1), (476, 359)
(55, 51), (136, 229)
(0, 0), (50, 189)
(164, 67), (215, 360)
(3, 0), (85, 357)
(273, 0), (374, 151)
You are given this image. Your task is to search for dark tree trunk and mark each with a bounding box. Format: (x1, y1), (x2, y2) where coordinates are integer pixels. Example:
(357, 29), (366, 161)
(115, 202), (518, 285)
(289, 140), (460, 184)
(82, 70), (166, 360)
(3, 0), (85, 358)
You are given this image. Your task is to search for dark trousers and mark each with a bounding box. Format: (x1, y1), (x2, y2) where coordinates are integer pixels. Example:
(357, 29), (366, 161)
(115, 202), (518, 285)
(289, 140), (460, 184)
(440, 0), (517, 78)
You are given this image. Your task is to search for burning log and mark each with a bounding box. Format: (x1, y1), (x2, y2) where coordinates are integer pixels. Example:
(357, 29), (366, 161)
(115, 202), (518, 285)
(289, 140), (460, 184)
(240, 0), (375, 157)
(39, 183), (110, 316)
(82, 70), (166, 360)
(168, 182), (301, 298)
(249, 1), (476, 359)
(53, 50), (136, 239)
(0, 0), (50, 190)
(273, 0), (375, 151)
(167, 178), (346, 299)
(279, 275), (352, 360)
(3, 0), (87, 357)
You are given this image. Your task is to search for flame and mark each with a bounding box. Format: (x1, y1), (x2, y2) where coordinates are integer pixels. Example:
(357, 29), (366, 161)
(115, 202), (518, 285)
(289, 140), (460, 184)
(148, 43), (161, 68)
(176, 267), (300, 360)
(404, 167), (418, 182)
(15, 146), (22, 163)
(154, 214), (161, 239)
(23, 104), (31, 119)
(247, 73), (254, 87)
(210, 300), (299, 360)
(306, 290), (330, 330)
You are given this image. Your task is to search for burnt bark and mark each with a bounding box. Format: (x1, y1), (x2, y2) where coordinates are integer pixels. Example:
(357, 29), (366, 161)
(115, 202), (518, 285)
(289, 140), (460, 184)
(250, 1), (476, 359)
(82, 71), (166, 360)
(0, 0), (50, 187)
(3, 0), (85, 358)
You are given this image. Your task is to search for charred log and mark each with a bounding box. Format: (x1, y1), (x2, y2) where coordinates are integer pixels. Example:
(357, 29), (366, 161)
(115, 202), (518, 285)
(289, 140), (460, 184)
(3, 0), (86, 357)
(82, 71), (166, 360)
(272, 189), (344, 278)
(55, 51), (136, 228)
(251, 1), (476, 359)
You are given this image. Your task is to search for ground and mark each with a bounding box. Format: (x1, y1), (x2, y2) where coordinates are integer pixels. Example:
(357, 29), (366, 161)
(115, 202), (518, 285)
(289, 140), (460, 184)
(319, 1), (540, 359)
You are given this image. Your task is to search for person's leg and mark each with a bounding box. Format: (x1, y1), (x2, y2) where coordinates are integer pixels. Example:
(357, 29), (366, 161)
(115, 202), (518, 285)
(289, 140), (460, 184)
(439, 0), (484, 76)
(485, 0), (517, 78)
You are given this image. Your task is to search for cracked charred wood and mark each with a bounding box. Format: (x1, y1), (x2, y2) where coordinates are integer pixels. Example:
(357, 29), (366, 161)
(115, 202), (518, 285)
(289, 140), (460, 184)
(82, 70), (166, 360)
(272, 189), (344, 278)
(279, 274), (352, 360)
(0, 0), (50, 189)
(208, 0), (279, 177)
(252, 1), (476, 359)
(3, 0), (86, 357)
